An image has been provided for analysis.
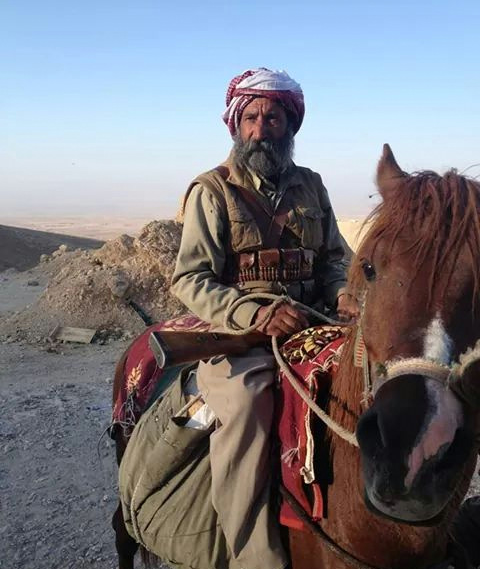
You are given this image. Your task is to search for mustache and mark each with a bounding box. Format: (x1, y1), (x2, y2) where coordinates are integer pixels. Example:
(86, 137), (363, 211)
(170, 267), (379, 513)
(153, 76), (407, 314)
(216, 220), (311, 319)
(242, 139), (277, 153)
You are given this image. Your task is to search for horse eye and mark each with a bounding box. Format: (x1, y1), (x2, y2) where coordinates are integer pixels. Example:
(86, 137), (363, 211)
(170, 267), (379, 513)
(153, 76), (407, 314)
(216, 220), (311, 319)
(361, 261), (376, 281)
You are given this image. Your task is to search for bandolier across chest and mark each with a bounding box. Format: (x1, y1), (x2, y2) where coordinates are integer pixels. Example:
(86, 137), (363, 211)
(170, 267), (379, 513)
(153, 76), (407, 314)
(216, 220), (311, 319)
(186, 163), (329, 293)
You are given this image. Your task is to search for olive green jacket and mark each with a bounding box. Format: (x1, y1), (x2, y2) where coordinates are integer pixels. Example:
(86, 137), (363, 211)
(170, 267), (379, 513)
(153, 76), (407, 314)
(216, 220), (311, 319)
(171, 156), (348, 328)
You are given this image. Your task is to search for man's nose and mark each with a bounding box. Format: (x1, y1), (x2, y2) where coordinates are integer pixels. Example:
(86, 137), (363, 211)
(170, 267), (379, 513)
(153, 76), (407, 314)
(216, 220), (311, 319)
(251, 119), (268, 140)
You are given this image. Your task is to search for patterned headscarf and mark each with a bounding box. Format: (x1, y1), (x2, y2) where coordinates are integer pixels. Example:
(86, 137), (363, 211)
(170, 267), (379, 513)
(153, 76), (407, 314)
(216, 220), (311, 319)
(222, 68), (305, 136)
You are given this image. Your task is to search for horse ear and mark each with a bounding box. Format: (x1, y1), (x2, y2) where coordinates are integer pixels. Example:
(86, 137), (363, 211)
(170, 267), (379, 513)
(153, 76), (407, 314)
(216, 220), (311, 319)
(377, 144), (407, 200)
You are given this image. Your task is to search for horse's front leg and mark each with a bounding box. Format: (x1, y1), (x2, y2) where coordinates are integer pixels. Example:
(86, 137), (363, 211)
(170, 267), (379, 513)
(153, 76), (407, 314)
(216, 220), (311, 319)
(112, 501), (138, 569)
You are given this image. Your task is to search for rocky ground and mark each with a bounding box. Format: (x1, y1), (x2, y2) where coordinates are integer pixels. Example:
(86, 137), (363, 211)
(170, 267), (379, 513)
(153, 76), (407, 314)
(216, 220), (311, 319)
(0, 220), (185, 344)
(0, 224), (104, 272)
(0, 221), (182, 568)
(2, 339), (479, 569)
(0, 340), (125, 569)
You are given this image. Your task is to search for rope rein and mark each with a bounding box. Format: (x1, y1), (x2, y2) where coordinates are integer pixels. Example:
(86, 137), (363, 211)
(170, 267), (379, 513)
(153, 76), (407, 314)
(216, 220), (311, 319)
(223, 293), (359, 447)
(271, 336), (359, 447)
(223, 293), (480, 449)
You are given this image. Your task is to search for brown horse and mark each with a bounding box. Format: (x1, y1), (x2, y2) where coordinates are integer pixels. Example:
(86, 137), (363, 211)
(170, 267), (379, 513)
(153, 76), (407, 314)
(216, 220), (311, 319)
(111, 144), (480, 569)
(287, 144), (480, 569)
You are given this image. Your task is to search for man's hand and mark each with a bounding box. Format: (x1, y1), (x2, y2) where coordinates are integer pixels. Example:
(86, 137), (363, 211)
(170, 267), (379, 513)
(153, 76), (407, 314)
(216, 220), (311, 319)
(337, 293), (360, 322)
(254, 302), (309, 337)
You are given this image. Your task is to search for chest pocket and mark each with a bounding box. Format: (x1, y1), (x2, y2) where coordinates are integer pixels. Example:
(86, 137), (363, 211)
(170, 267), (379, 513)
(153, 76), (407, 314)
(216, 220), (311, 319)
(227, 206), (263, 252)
(287, 206), (324, 251)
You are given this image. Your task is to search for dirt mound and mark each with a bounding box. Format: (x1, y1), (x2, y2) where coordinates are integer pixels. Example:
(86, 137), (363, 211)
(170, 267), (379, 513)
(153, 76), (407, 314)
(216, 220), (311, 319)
(0, 224), (104, 271)
(0, 220), (186, 343)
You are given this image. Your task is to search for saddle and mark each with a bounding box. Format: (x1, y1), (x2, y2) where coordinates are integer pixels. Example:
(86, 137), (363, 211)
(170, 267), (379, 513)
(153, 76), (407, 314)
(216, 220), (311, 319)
(112, 315), (346, 533)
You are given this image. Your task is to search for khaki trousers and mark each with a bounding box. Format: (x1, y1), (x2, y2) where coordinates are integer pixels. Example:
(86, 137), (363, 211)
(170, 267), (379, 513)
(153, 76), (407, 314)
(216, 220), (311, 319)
(197, 347), (288, 569)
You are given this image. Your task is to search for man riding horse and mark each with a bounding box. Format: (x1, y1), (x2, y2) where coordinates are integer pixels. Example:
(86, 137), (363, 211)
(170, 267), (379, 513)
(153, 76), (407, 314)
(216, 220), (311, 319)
(171, 67), (359, 569)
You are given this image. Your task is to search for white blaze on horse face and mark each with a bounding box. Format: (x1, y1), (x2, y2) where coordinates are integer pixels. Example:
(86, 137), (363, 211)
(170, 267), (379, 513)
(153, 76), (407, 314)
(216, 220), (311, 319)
(404, 316), (462, 490)
(404, 380), (463, 489)
(423, 315), (453, 365)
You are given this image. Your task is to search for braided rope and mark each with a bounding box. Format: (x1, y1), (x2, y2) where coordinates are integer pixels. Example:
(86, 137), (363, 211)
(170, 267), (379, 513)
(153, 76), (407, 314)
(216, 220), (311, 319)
(271, 335), (359, 447)
(223, 293), (359, 447)
(386, 358), (451, 383)
(223, 292), (343, 333)
(224, 293), (480, 447)
(371, 358), (453, 397)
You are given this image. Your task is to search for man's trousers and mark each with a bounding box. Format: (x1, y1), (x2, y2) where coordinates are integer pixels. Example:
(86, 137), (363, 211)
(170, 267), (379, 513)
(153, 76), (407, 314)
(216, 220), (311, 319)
(197, 347), (288, 569)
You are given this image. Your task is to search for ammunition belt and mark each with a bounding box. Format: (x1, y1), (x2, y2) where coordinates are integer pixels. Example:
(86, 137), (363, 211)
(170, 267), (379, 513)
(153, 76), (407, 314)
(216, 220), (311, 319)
(224, 248), (315, 284)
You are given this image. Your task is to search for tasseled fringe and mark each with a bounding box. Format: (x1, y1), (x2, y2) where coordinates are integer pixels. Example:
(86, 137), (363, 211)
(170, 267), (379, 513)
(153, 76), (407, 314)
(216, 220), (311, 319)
(281, 446), (300, 466)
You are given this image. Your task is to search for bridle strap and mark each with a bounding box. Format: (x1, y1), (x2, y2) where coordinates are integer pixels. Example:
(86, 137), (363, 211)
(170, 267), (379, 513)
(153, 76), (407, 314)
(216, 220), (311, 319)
(223, 295), (467, 568)
(354, 323), (454, 399)
(374, 358), (452, 396)
(386, 359), (451, 383)
(354, 324), (373, 405)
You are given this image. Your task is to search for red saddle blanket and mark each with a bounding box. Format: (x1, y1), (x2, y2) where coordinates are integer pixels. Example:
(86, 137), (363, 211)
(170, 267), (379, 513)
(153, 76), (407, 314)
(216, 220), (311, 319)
(112, 314), (209, 431)
(112, 316), (346, 532)
(277, 325), (345, 531)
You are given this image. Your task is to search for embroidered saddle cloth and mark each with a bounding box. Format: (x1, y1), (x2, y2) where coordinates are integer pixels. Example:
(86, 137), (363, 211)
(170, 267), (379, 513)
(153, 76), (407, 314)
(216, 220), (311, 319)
(112, 314), (209, 436)
(277, 326), (346, 531)
(115, 320), (346, 568)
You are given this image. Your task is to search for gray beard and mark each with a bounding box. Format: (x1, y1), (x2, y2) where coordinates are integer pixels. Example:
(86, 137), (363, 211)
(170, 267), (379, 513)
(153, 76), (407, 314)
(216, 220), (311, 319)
(232, 130), (295, 180)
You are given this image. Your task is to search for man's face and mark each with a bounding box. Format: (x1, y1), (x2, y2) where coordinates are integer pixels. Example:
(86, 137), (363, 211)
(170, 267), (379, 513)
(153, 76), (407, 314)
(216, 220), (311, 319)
(239, 98), (288, 143)
(234, 97), (294, 179)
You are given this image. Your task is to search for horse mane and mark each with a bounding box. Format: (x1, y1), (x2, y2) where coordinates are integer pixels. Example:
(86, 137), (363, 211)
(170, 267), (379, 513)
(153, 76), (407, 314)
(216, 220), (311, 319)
(328, 325), (364, 433)
(348, 170), (480, 305)
(330, 170), (480, 438)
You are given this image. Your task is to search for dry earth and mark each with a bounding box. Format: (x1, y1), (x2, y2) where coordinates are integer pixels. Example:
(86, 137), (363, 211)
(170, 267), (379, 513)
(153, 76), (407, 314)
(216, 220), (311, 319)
(0, 220), (478, 569)
(0, 216), (369, 252)
(0, 340), (125, 569)
(0, 221), (185, 344)
(0, 220), (182, 568)
(0, 216), (153, 242)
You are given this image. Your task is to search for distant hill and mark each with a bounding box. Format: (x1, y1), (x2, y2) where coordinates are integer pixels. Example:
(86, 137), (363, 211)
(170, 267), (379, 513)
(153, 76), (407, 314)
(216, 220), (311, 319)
(0, 224), (104, 271)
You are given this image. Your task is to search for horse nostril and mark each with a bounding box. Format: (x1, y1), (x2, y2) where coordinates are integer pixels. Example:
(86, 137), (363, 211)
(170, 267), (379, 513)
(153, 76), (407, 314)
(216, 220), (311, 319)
(375, 492), (395, 506)
(357, 408), (383, 455)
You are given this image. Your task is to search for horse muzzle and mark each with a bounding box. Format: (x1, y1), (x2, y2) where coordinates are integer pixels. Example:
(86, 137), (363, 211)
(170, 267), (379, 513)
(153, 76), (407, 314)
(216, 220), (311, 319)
(357, 373), (472, 523)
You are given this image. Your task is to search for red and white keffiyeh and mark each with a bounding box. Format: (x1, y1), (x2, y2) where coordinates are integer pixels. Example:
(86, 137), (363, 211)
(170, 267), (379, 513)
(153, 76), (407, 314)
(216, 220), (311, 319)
(222, 68), (305, 136)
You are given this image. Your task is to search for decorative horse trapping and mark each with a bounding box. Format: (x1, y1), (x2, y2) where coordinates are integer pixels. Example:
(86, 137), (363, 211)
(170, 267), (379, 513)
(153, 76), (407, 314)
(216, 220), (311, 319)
(277, 326), (346, 529)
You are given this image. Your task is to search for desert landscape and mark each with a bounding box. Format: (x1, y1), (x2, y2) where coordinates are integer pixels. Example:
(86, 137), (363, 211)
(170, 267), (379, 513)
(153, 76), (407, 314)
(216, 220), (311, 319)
(0, 217), (185, 569)
(0, 217), (478, 569)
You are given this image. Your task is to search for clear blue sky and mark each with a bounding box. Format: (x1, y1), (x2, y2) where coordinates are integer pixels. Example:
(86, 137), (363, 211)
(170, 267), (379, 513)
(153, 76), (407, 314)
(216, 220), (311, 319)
(2, 0), (479, 218)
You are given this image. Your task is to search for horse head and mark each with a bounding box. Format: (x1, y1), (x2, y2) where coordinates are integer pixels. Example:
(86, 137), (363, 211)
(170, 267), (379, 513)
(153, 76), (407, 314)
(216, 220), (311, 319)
(354, 144), (480, 523)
